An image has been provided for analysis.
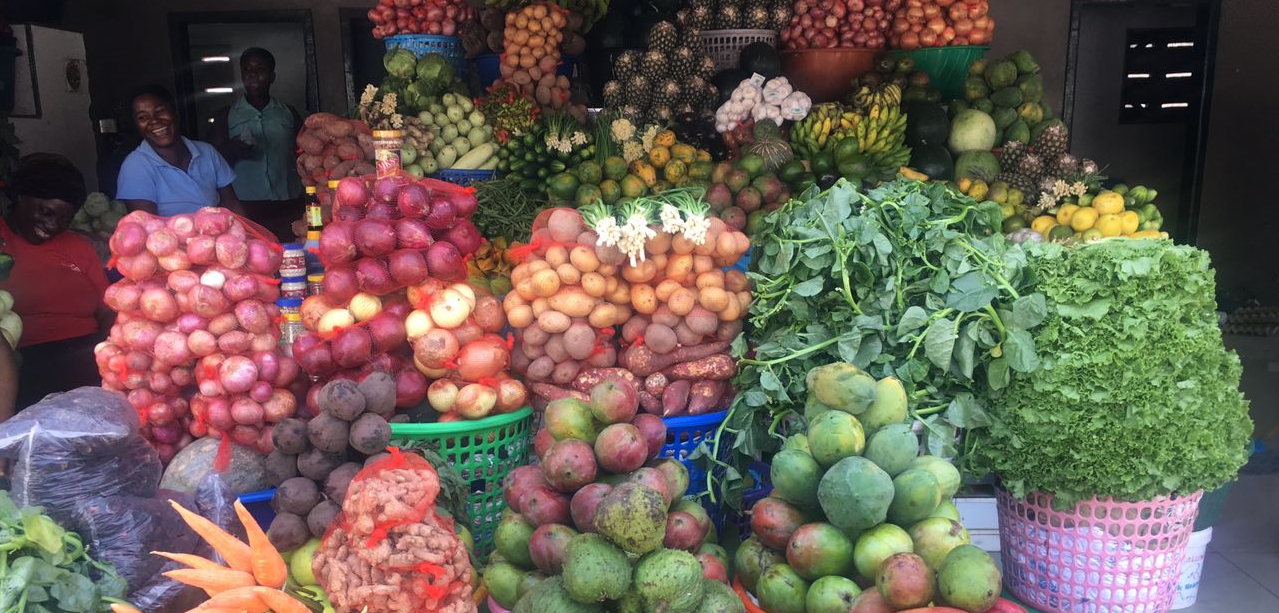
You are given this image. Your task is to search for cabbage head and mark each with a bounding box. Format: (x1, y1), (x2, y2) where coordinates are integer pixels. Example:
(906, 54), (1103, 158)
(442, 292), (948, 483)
(383, 48), (417, 80)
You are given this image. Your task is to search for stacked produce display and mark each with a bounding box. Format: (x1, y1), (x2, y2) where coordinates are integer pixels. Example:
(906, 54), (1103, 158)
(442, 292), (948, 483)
(601, 20), (719, 122)
(952, 50), (1053, 148)
(888, 0), (994, 49)
(484, 377), (743, 612)
(492, 2), (580, 115)
(295, 174), (526, 421)
(737, 363), (1006, 613)
(95, 209), (304, 462)
(296, 113), (376, 191)
(367, 0), (476, 37)
(502, 196), (750, 411)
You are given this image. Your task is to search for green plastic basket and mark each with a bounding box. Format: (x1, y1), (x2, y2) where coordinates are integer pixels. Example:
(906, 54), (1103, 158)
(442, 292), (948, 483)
(892, 45), (989, 101)
(1194, 482), (1232, 531)
(389, 407), (534, 559)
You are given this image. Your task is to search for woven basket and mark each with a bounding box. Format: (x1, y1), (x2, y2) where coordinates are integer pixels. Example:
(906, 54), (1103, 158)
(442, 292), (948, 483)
(700, 29), (778, 71)
(997, 487), (1202, 613)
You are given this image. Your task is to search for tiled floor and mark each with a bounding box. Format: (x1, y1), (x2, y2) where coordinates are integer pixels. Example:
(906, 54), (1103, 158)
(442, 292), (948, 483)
(1179, 473), (1279, 612)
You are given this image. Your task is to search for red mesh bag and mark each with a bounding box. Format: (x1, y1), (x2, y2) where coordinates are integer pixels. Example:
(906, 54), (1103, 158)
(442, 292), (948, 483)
(313, 449), (476, 613)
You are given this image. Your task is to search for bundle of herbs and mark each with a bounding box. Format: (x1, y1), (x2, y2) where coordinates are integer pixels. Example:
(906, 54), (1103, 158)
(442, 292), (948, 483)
(967, 240), (1252, 508)
(707, 179), (1044, 508)
(0, 491), (127, 613)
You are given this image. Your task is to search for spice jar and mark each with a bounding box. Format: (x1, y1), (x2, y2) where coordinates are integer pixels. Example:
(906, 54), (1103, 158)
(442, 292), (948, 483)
(307, 273), (325, 296)
(372, 129), (404, 178)
(281, 277), (307, 300)
(277, 298), (304, 354)
(280, 242), (307, 278)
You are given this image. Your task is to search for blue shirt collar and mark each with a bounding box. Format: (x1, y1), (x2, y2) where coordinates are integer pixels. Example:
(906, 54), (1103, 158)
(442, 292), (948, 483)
(232, 96), (286, 114)
(138, 136), (203, 168)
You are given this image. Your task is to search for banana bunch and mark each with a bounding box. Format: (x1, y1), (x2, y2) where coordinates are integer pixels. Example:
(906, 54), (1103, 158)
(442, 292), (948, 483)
(853, 103), (911, 173)
(849, 83), (902, 113)
(790, 103), (857, 159)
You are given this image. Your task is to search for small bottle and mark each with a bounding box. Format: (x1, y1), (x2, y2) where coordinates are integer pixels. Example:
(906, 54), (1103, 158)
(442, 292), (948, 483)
(305, 184), (325, 274)
(372, 129), (404, 178)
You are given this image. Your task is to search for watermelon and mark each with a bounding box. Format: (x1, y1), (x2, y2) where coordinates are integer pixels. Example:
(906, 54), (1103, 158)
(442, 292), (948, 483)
(739, 43), (781, 79)
(904, 102), (950, 147)
(911, 144), (954, 181)
(953, 151), (1001, 181)
(948, 109), (997, 155)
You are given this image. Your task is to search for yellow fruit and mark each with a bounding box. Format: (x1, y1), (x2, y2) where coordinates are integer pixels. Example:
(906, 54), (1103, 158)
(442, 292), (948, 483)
(1129, 230), (1166, 239)
(1096, 213), (1123, 237)
(1092, 191), (1125, 215)
(696, 149), (711, 162)
(1070, 207), (1099, 231)
(1056, 204), (1079, 226)
(969, 179), (989, 201)
(1031, 215), (1058, 235)
(654, 130), (677, 148)
(1120, 210), (1140, 235)
(648, 146), (671, 168)
(957, 177), (973, 192)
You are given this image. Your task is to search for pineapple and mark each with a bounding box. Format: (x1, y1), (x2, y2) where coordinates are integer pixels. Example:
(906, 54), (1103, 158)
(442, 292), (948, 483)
(1033, 123), (1069, 158)
(1017, 153), (1045, 178)
(689, 5), (713, 31)
(1052, 153), (1079, 176)
(676, 9), (691, 30)
(769, 5), (793, 30)
(745, 0), (769, 29)
(654, 79), (682, 109)
(650, 104), (674, 123)
(1080, 158), (1099, 175)
(603, 81), (624, 108)
(672, 47), (697, 76)
(676, 103), (697, 119)
(998, 172), (1036, 196)
(697, 56), (716, 79)
(614, 50), (640, 81)
(718, 6), (741, 29)
(625, 75), (652, 109)
(641, 49), (666, 83)
(648, 21), (678, 54)
(683, 76), (708, 106)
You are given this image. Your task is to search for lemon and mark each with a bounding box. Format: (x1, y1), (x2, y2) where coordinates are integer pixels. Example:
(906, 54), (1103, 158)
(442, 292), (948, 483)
(1096, 213), (1123, 237)
(1070, 207), (1099, 231)
(1120, 210), (1140, 235)
(1031, 215), (1058, 235)
(999, 202), (1016, 220)
(1081, 228), (1104, 242)
(1093, 191), (1125, 215)
(1056, 204), (1079, 226)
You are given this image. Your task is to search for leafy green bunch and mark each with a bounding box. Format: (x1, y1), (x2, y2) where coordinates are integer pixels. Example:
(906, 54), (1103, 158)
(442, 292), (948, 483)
(709, 179), (1044, 508)
(967, 240), (1252, 508)
(0, 491), (127, 613)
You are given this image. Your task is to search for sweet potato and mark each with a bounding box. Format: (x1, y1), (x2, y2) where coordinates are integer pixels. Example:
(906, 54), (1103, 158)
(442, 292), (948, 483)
(661, 380), (691, 417)
(572, 367), (638, 392)
(687, 380), (726, 415)
(663, 354), (737, 381)
(530, 382), (589, 403)
(638, 390), (661, 415)
(644, 373), (669, 397)
(622, 340), (730, 377)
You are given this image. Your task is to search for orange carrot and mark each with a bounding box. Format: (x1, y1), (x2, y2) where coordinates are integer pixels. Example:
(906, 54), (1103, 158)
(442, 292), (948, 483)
(250, 587), (312, 613)
(168, 500), (254, 574)
(111, 603), (144, 613)
(151, 551), (228, 572)
(162, 568), (257, 594)
(190, 587), (269, 613)
(233, 500), (288, 589)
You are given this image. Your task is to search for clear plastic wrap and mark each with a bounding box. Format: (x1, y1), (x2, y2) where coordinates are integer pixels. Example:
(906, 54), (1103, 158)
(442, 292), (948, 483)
(0, 387), (162, 524)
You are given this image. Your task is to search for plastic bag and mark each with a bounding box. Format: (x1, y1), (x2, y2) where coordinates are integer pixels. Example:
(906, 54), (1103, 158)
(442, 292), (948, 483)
(313, 449), (475, 613)
(0, 387), (163, 524)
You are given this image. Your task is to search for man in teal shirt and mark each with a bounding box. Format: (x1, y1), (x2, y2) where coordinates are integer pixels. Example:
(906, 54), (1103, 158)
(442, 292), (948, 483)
(209, 47), (303, 240)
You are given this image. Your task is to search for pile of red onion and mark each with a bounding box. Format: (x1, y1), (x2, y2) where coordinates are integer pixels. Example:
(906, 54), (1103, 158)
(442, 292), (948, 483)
(367, 0), (476, 38)
(781, 0), (902, 50)
(96, 209), (305, 462)
(294, 176), (526, 420)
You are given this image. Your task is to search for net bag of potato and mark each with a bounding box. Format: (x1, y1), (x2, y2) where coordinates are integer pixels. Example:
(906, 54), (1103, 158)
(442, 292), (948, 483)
(313, 448), (476, 613)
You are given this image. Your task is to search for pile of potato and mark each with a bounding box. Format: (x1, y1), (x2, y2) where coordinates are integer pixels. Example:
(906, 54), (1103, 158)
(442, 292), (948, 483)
(495, 2), (573, 109)
(263, 375), (395, 551)
(504, 205), (751, 417)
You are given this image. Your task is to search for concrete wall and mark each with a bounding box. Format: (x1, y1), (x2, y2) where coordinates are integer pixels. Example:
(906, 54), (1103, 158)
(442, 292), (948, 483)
(11, 26), (99, 190)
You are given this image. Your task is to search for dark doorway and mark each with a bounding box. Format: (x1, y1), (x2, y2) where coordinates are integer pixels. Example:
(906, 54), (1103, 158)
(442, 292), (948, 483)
(1064, 0), (1220, 243)
(168, 11), (320, 140)
(340, 9), (388, 113)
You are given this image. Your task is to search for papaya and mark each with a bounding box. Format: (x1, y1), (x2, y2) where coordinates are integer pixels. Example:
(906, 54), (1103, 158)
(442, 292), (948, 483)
(602, 156), (628, 181)
(887, 469), (942, 526)
(1016, 101), (1044, 126)
(771, 448), (823, 510)
(863, 424), (919, 477)
(619, 174), (648, 198)
(576, 160), (603, 185)
(983, 60), (1018, 89)
(989, 87), (1023, 109)
(808, 411), (866, 467)
(1004, 120), (1030, 144)
(962, 76), (990, 102)
(1017, 73), (1044, 103)
(1008, 50), (1040, 75)
(991, 107), (1019, 131)
(807, 363), (878, 414)
(860, 377), (908, 433)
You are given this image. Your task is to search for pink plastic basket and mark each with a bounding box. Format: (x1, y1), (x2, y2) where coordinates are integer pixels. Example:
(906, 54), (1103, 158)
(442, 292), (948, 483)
(997, 488), (1203, 613)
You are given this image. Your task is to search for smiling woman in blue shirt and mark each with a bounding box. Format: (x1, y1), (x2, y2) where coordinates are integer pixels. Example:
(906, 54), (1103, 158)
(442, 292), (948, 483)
(116, 85), (244, 217)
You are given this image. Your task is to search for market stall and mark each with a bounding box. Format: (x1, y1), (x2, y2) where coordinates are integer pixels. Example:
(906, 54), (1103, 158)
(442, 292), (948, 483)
(0, 2), (1253, 613)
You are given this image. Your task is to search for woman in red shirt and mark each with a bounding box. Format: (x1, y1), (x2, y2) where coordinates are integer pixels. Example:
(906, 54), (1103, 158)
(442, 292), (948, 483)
(0, 154), (109, 410)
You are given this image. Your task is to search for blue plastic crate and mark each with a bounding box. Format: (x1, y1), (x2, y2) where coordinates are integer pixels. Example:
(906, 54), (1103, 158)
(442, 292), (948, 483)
(430, 169), (498, 187)
(238, 488), (276, 529)
(729, 247), (752, 273)
(474, 54), (576, 88)
(659, 410), (730, 499)
(733, 461), (773, 539)
(385, 35), (467, 78)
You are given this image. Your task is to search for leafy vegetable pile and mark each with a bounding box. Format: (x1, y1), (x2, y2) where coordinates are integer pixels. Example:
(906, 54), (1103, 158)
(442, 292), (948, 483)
(0, 491), (127, 613)
(712, 179), (1043, 507)
(967, 240), (1252, 508)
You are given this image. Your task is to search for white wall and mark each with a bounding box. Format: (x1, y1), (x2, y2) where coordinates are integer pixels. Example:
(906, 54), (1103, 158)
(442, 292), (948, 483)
(11, 25), (98, 190)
